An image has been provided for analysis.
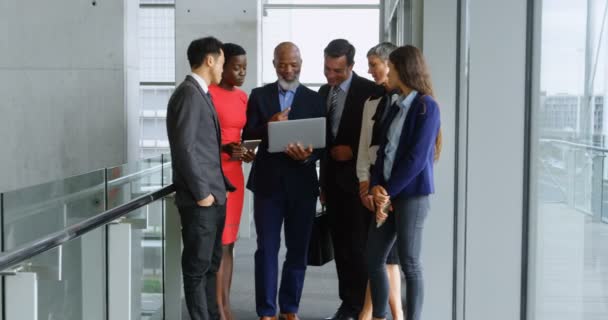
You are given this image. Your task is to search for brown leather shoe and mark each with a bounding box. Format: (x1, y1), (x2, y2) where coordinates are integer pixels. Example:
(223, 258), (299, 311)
(260, 317), (277, 320)
(279, 313), (300, 320)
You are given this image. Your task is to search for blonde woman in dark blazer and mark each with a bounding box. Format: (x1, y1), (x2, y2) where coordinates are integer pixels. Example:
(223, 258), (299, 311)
(356, 42), (403, 320)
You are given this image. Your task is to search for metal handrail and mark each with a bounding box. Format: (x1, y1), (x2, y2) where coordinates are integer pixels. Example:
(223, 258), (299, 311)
(0, 184), (175, 272)
(539, 138), (608, 153)
(108, 163), (170, 187)
(263, 4), (380, 10)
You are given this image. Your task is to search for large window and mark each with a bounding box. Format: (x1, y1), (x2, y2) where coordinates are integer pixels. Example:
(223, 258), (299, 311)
(531, 0), (608, 319)
(138, 1), (175, 159)
(262, 1), (380, 90)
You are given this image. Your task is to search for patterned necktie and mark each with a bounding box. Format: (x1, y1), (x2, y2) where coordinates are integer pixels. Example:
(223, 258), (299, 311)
(327, 86), (341, 138)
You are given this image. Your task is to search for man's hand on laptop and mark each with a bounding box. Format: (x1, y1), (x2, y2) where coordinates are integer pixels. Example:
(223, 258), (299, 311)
(269, 107), (290, 122)
(285, 143), (313, 161)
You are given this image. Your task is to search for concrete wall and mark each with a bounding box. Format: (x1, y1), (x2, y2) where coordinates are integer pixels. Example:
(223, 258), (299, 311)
(0, 0), (137, 192)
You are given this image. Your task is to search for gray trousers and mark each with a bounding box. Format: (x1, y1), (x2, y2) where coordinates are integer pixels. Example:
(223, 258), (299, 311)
(366, 195), (430, 320)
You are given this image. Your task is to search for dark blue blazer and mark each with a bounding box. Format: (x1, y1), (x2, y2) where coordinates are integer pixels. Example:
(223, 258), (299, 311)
(370, 93), (441, 199)
(242, 82), (326, 197)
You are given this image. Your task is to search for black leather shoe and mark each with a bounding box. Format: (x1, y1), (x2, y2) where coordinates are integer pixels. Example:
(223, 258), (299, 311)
(325, 308), (344, 320)
(324, 313), (339, 320)
(325, 305), (357, 320)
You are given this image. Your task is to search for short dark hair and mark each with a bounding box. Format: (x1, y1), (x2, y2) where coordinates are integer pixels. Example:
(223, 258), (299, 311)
(324, 39), (355, 66)
(222, 43), (246, 66)
(187, 37), (223, 69)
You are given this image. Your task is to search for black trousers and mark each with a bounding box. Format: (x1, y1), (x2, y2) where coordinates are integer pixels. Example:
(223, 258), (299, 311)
(179, 204), (225, 320)
(326, 186), (372, 313)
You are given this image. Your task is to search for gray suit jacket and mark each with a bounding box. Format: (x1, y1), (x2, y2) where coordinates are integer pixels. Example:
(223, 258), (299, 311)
(166, 75), (235, 207)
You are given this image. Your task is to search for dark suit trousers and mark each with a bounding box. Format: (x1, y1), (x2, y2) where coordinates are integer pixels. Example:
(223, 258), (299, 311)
(253, 188), (316, 316)
(179, 204), (225, 320)
(326, 186), (371, 312)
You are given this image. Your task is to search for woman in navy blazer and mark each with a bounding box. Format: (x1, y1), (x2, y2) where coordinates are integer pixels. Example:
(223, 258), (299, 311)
(366, 45), (442, 320)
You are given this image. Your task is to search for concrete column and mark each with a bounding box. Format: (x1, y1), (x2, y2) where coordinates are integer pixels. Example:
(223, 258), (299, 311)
(419, 1), (459, 319)
(81, 230), (105, 320)
(463, 0), (528, 319)
(124, 0), (141, 163)
(108, 223), (132, 320)
(5, 272), (38, 320)
(164, 196), (182, 320)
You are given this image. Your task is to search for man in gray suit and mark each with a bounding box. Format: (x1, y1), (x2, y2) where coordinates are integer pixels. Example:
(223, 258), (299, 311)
(166, 36), (236, 320)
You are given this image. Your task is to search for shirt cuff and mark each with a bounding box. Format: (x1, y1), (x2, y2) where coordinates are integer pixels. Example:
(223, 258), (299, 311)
(357, 172), (370, 182)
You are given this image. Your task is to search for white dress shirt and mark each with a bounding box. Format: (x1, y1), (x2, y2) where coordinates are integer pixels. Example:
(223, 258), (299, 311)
(356, 97), (382, 182)
(190, 72), (209, 94)
(356, 93), (399, 182)
(384, 90), (418, 181)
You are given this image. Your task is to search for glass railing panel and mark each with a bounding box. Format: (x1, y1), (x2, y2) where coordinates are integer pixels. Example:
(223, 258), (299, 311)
(0, 154), (175, 320)
(2, 169), (106, 251)
(537, 141), (568, 204)
(573, 149), (593, 213)
(107, 155), (164, 209)
(603, 159), (608, 222)
(162, 153), (172, 187)
(7, 229), (106, 320)
(106, 156), (165, 320)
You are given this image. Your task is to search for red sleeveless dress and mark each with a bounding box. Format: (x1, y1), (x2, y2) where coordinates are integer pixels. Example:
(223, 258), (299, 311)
(209, 84), (248, 245)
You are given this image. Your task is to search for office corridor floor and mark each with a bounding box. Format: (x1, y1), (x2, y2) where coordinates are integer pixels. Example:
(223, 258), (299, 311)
(182, 233), (340, 320)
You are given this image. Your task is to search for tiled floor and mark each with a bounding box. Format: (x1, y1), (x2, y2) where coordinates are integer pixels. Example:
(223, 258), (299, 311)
(182, 233), (340, 320)
(178, 201), (608, 320)
(532, 203), (608, 320)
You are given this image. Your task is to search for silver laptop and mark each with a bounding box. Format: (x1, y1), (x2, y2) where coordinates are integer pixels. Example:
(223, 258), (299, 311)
(267, 117), (326, 153)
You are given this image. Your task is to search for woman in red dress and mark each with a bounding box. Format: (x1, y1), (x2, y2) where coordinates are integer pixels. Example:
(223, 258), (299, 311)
(208, 43), (253, 320)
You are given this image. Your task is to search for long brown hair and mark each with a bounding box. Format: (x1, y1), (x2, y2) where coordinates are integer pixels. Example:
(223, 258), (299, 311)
(389, 45), (442, 161)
